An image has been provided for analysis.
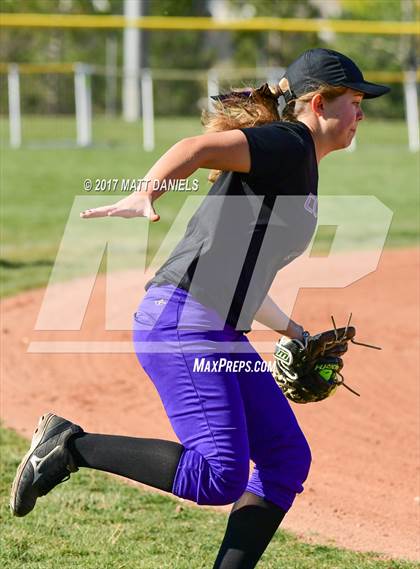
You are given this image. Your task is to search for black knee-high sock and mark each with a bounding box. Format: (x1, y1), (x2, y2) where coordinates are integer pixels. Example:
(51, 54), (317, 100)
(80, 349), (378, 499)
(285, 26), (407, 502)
(68, 433), (184, 493)
(212, 492), (286, 569)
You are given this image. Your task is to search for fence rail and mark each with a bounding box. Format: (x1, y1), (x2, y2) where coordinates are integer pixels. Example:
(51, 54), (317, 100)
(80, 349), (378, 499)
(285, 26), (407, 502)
(1, 13), (419, 35)
(3, 63), (419, 152)
(0, 63), (419, 84)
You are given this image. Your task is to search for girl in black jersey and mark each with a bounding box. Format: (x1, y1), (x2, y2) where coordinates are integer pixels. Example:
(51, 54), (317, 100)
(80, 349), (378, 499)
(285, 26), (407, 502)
(11, 49), (389, 569)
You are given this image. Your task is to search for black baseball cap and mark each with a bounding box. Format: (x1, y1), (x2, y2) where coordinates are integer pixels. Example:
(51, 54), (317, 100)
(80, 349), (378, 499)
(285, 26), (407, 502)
(281, 48), (390, 102)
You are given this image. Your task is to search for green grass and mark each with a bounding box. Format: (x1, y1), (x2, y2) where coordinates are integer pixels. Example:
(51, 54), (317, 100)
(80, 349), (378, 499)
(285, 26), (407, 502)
(0, 116), (418, 297)
(318, 121), (419, 250)
(1, 425), (416, 569)
(0, 116), (208, 297)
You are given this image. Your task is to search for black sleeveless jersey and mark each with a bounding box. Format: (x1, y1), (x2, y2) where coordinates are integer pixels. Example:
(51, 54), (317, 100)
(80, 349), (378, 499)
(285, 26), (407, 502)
(146, 120), (318, 332)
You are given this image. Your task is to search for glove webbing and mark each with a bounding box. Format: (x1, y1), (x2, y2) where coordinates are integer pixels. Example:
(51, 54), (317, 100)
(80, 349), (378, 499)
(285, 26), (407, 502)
(327, 314), (381, 397)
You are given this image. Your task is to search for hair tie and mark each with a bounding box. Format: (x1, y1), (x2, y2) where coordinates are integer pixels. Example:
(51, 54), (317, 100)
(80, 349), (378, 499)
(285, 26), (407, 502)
(278, 77), (294, 103)
(254, 83), (281, 101)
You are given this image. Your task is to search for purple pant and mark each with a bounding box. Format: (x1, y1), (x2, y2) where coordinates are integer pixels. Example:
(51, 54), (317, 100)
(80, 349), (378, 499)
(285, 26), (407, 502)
(132, 284), (311, 511)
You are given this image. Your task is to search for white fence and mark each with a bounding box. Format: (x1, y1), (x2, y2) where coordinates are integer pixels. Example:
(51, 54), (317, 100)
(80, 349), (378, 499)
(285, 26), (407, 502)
(5, 64), (419, 152)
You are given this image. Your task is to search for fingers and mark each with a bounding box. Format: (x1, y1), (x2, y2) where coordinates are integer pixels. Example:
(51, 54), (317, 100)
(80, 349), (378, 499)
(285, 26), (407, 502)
(80, 202), (160, 221)
(147, 210), (160, 222)
(80, 205), (118, 218)
(149, 213), (160, 222)
(106, 208), (159, 220)
(107, 208), (140, 218)
(144, 200), (160, 222)
(106, 206), (160, 221)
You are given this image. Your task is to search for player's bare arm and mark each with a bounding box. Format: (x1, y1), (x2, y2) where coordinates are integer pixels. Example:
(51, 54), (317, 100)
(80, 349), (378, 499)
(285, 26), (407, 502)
(254, 294), (304, 340)
(80, 130), (250, 220)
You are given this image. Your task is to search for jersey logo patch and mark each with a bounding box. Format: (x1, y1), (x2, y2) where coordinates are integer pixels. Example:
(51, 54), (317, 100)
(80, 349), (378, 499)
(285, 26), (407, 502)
(304, 193), (318, 218)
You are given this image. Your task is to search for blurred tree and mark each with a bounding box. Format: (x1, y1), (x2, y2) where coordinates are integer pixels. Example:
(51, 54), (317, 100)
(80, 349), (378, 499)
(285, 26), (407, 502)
(227, 0), (416, 118)
(332, 0), (417, 118)
(147, 0), (215, 116)
(0, 0), (416, 118)
(227, 0), (322, 73)
(0, 0), (119, 114)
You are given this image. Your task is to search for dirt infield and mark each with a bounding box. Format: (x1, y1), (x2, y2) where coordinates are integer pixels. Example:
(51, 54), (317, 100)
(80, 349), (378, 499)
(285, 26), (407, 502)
(1, 248), (419, 561)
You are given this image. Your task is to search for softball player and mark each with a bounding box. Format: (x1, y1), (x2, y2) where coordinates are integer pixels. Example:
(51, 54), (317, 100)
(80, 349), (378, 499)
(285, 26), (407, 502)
(11, 49), (389, 568)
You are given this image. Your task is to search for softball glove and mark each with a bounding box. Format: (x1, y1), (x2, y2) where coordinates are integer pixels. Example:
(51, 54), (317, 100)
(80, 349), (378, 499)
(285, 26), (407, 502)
(273, 316), (380, 403)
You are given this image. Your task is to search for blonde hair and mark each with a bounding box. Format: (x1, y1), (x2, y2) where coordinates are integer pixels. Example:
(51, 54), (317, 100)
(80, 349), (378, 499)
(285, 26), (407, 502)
(202, 81), (348, 182)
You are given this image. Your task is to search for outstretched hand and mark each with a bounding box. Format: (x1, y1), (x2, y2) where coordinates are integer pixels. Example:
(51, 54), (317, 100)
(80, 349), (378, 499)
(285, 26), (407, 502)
(80, 192), (160, 221)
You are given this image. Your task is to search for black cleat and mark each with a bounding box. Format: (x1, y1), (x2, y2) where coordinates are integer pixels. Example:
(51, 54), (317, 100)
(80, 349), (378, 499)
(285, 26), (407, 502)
(10, 412), (83, 517)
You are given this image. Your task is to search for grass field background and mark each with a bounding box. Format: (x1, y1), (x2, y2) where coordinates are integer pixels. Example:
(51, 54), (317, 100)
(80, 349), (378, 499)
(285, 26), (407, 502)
(1, 426), (417, 569)
(1, 116), (418, 567)
(1, 116), (419, 297)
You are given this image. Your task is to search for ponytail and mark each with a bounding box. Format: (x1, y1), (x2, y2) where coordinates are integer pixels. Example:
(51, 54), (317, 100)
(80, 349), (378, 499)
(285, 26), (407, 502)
(202, 83), (282, 133)
(202, 80), (349, 181)
(202, 83), (282, 182)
